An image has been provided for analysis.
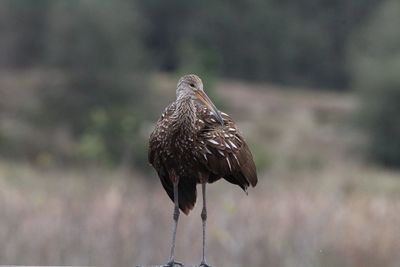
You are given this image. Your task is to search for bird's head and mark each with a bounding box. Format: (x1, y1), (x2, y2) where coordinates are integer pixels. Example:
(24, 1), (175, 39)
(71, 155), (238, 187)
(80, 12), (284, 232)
(176, 74), (223, 125)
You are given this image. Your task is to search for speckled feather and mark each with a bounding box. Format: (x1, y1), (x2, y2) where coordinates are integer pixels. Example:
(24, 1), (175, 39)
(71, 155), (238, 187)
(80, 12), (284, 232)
(148, 76), (257, 215)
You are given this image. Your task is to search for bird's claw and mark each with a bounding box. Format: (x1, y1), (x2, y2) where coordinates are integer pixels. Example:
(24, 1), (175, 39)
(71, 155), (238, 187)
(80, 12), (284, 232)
(163, 260), (183, 267)
(198, 261), (212, 267)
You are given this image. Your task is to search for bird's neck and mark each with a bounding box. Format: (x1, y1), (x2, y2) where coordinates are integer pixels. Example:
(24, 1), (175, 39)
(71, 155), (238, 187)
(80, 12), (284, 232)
(172, 96), (197, 133)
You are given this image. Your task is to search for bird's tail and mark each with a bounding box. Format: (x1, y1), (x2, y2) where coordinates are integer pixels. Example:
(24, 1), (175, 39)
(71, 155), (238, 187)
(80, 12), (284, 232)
(158, 166), (197, 215)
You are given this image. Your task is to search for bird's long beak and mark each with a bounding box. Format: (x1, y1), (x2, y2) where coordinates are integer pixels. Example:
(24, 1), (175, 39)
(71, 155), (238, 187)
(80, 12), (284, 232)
(196, 90), (224, 125)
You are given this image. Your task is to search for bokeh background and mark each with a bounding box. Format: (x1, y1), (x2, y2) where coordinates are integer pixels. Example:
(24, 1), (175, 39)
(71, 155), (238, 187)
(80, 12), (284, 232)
(1, 0), (400, 266)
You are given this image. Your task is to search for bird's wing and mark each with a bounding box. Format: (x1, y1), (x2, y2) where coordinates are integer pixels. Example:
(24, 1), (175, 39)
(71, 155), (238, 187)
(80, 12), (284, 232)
(195, 105), (258, 191)
(148, 103), (175, 204)
(148, 102), (176, 166)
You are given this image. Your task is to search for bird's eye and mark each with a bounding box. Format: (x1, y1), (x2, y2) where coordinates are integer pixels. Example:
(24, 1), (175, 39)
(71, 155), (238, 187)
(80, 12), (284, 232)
(189, 83), (195, 87)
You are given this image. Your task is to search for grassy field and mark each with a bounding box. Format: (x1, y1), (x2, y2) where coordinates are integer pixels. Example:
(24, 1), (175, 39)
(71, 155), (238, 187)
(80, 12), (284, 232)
(0, 74), (400, 267)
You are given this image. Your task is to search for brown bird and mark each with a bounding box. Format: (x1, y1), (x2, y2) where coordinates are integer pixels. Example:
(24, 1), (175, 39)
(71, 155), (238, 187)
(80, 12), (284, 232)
(148, 74), (257, 267)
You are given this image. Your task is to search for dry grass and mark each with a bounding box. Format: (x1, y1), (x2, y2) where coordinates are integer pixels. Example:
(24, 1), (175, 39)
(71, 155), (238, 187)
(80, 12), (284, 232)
(0, 162), (400, 267)
(0, 73), (400, 267)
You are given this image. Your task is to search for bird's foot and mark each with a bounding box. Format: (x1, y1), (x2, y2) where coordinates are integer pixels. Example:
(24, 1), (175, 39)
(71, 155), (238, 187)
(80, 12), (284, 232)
(162, 260), (184, 267)
(198, 260), (212, 267)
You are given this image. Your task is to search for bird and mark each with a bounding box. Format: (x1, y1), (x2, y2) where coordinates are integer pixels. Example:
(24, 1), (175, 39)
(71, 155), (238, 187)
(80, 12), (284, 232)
(148, 74), (257, 267)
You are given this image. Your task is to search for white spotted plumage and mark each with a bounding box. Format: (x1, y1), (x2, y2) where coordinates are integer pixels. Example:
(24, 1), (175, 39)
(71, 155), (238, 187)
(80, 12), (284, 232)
(148, 74), (257, 217)
(207, 139), (219, 145)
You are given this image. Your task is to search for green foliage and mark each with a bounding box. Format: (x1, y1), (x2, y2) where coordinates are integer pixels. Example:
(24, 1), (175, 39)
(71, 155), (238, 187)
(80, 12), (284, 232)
(0, 0), (50, 67)
(0, 0), (393, 168)
(45, 0), (146, 70)
(350, 0), (400, 167)
(0, 0), (381, 89)
(36, 0), (151, 167)
(77, 105), (143, 166)
(139, 0), (380, 89)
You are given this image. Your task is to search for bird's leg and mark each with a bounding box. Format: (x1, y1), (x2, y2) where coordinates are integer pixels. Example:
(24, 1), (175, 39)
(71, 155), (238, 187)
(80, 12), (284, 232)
(164, 180), (183, 267)
(199, 183), (212, 267)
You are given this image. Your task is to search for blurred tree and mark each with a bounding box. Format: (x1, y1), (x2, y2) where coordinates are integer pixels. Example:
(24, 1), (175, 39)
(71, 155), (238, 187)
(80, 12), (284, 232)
(38, 0), (151, 167)
(0, 0), (382, 89)
(138, 0), (381, 90)
(0, 0), (391, 168)
(350, 0), (400, 167)
(0, 0), (49, 67)
(137, 0), (193, 71)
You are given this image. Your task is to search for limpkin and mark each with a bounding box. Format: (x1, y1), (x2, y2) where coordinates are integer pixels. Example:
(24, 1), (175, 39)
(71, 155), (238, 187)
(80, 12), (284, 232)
(148, 74), (257, 267)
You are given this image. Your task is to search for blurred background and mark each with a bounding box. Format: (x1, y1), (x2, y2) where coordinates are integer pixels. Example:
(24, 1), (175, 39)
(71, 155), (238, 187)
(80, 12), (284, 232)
(0, 0), (400, 266)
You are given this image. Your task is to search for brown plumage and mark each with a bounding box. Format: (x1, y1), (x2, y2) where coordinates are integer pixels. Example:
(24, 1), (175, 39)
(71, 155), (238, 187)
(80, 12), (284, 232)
(148, 74), (257, 267)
